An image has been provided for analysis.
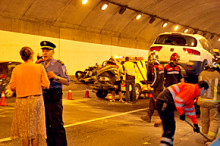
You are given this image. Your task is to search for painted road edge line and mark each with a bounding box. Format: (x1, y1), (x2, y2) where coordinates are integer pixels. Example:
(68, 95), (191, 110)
(64, 108), (148, 128)
(0, 107), (148, 143)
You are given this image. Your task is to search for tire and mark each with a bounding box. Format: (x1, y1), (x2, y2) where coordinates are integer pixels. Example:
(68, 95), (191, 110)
(200, 60), (208, 73)
(75, 71), (83, 80)
(135, 84), (141, 100)
(4, 84), (14, 98)
(96, 90), (108, 98)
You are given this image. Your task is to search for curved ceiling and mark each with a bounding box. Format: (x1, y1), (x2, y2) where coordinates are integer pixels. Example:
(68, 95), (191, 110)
(0, 0), (219, 49)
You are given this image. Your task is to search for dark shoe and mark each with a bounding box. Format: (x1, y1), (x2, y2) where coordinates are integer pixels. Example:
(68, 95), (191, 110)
(140, 115), (151, 123)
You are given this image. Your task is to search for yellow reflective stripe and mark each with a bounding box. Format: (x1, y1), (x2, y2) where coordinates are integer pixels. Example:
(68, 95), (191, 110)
(214, 78), (218, 100)
(198, 98), (220, 102)
(208, 131), (216, 137)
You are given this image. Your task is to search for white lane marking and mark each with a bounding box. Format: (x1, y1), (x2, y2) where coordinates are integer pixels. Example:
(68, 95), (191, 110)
(64, 108), (148, 128)
(0, 107), (148, 142)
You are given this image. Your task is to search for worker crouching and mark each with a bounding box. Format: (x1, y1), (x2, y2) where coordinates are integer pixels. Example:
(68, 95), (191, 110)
(156, 81), (209, 146)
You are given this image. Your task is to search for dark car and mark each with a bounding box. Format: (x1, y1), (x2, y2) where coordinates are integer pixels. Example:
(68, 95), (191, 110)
(0, 61), (21, 97)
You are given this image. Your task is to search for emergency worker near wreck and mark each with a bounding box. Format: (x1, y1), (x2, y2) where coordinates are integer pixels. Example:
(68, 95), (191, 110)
(39, 41), (70, 146)
(156, 81), (209, 146)
(123, 57), (136, 103)
(198, 59), (220, 144)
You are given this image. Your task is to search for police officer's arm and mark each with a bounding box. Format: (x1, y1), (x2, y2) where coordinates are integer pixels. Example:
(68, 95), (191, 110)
(47, 71), (69, 85)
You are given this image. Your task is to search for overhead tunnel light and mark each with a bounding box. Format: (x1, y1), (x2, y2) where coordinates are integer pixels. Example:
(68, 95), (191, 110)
(184, 28), (188, 33)
(82, 0), (88, 5)
(174, 25), (179, 31)
(101, 2), (109, 10)
(162, 21), (168, 28)
(136, 14), (142, 20)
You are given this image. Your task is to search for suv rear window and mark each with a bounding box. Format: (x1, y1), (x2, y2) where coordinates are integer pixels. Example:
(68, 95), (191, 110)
(154, 34), (197, 47)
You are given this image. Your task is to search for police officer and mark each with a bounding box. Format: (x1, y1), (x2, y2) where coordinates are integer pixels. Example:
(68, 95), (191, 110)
(141, 52), (164, 123)
(39, 41), (70, 146)
(164, 53), (184, 87)
(198, 59), (220, 144)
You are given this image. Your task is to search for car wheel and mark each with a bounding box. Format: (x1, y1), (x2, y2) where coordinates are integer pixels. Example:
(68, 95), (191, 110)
(135, 84), (141, 100)
(200, 59), (208, 73)
(4, 84), (14, 98)
(96, 90), (108, 98)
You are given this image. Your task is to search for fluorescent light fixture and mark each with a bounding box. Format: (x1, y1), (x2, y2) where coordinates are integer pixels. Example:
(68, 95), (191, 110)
(174, 25), (179, 31)
(101, 3), (108, 10)
(184, 28), (188, 33)
(162, 21), (168, 28)
(136, 14), (142, 20)
(82, 0), (88, 5)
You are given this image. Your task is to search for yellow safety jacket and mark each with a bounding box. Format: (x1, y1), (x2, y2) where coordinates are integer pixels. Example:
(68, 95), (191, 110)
(123, 61), (136, 76)
(198, 69), (220, 103)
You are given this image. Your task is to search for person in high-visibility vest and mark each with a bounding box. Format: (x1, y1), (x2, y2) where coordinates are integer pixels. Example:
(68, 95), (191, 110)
(198, 59), (220, 144)
(156, 81), (209, 146)
(123, 57), (136, 104)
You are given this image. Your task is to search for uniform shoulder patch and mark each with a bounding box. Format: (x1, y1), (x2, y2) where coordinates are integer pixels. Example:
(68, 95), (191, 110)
(57, 59), (64, 65)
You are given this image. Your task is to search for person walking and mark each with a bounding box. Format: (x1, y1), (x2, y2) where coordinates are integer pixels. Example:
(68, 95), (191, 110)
(156, 81), (209, 146)
(123, 57), (136, 104)
(198, 59), (220, 144)
(39, 41), (70, 146)
(10, 47), (50, 146)
(164, 53), (184, 88)
(141, 52), (164, 123)
(152, 53), (184, 127)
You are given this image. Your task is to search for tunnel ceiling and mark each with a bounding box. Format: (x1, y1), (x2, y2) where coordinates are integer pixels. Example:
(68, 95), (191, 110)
(0, 0), (220, 49)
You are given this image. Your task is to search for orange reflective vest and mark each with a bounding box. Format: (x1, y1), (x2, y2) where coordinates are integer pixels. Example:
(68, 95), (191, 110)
(167, 83), (200, 124)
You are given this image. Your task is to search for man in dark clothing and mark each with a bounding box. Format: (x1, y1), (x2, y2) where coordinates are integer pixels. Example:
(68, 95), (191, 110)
(156, 81), (209, 146)
(141, 52), (164, 123)
(164, 53), (184, 87)
(39, 41), (70, 146)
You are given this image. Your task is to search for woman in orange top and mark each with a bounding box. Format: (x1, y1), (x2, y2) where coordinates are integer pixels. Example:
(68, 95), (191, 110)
(10, 47), (50, 146)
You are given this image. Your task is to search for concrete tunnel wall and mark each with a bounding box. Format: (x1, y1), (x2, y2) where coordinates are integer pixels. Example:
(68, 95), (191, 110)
(0, 30), (149, 75)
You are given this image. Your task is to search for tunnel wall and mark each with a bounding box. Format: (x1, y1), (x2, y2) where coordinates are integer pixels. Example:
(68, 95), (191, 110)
(0, 30), (149, 75)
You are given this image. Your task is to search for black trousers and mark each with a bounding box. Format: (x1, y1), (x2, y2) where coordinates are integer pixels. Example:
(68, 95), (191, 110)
(148, 90), (163, 117)
(156, 89), (176, 146)
(43, 89), (67, 146)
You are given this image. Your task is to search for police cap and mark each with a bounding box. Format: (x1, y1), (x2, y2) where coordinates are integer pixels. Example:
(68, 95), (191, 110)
(40, 41), (56, 50)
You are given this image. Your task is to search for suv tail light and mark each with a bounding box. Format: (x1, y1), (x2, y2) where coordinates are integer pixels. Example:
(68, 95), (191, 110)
(183, 48), (200, 56)
(150, 46), (162, 51)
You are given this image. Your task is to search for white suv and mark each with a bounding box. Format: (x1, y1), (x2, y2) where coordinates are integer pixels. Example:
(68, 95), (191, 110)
(149, 32), (215, 82)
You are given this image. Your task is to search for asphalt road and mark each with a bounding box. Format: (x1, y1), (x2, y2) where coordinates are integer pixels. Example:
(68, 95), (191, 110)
(0, 80), (217, 146)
